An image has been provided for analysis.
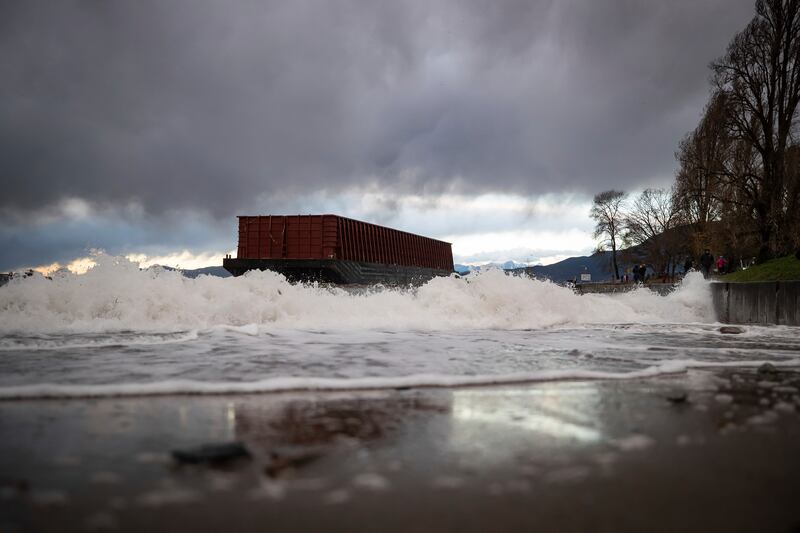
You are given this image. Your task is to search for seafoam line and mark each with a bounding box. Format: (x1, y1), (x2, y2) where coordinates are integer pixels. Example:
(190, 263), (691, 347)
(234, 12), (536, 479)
(0, 359), (798, 400)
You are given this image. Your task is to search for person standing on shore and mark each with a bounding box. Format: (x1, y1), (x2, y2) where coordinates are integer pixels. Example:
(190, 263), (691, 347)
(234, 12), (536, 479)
(699, 249), (714, 279)
(634, 263), (647, 283)
(716, 255), (727, 275)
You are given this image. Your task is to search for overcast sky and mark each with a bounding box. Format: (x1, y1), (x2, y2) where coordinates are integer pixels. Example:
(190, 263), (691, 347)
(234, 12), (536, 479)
(0, 0), (756, 271)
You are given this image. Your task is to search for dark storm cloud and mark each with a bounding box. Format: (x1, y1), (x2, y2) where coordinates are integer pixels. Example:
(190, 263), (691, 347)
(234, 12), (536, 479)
(1, 0), (755, 219)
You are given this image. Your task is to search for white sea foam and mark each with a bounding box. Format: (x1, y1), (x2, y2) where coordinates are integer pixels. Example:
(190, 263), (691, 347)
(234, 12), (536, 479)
(4, 256), (795, 399)
(0, 255), (714, 336)
(1, 358), (798, 400)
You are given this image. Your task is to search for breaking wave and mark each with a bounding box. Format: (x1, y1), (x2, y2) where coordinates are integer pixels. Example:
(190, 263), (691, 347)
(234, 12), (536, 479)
(0, 255), (714, 336)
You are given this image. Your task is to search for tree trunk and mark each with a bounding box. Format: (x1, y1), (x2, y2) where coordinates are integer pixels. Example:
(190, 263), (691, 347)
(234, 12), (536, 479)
(757, 165), (778, 262)
(611, 242), (619, 281)
(757, 210), (773, 263)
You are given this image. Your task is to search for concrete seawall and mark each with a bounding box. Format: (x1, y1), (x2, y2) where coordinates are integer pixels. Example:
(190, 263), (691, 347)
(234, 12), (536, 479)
(711, 281), (800, 326)
(574, 283), (676, 296)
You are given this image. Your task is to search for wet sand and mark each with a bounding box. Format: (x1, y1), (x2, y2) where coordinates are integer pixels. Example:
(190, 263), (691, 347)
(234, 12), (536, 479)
(1, 368), (800, 532)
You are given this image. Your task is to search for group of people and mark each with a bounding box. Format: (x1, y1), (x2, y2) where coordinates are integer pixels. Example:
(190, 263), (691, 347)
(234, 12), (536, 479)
(621, 249), (731, 283)
(631, 263), (648, 283)
(689, 249), (728, 279)
(620, 263), (649, 283)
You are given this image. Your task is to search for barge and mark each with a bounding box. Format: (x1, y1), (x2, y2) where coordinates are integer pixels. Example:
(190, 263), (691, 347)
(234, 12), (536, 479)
(222, 215), (454, 285)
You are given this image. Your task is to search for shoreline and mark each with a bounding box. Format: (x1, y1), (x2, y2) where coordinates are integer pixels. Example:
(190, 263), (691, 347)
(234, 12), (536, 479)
(2, 358), (800, 401)
(2, 368), (799, 532)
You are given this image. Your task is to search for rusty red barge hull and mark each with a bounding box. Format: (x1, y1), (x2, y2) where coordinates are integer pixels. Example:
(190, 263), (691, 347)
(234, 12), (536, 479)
(222, 215), (454, 285)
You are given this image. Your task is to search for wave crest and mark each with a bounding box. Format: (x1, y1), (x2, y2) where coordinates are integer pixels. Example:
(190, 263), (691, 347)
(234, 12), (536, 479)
(0, 255), (714, 335)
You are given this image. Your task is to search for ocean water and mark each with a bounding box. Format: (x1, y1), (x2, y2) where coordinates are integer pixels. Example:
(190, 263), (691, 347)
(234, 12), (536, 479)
(1, 256), (799, 399)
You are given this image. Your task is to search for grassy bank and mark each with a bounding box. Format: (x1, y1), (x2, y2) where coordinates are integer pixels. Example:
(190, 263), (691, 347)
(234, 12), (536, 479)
(722, 254), (800, 282)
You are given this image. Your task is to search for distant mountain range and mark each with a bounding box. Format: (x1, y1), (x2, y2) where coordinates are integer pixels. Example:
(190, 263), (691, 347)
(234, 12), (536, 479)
(455, 254), (612, 282)
(454, 260), (528, 273)
(154, 265), (231, 278)
(456, 250), (652, 283)
(516, 252), (617, 282)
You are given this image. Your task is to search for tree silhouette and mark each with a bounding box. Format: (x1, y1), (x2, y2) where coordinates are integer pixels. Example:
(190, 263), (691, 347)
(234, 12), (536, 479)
(590, 190), (627, 281)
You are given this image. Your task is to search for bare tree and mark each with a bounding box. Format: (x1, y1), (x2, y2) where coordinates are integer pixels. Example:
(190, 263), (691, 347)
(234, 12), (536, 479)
(674, 92), (729, 233)
(590, 190), (627, 281)
(711, 0), (800, 260)
(674, 92), (759, 259)
(623, 188), (682, 277)
(625, 189), (678, 241)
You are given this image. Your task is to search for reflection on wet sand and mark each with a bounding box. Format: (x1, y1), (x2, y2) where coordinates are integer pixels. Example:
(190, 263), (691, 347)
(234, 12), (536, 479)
(230, 382), (611, 477)
(235, 393), (451, 448)
(450, 386), (603, 446)
(1, 370), (800, 533)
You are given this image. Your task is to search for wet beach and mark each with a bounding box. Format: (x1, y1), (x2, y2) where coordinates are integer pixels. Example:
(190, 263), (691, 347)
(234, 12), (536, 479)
(2, 368), (800, 533)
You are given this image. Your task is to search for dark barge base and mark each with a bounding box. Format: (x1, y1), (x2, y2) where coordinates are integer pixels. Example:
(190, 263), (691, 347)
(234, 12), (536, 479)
(223, 258), (453, 285)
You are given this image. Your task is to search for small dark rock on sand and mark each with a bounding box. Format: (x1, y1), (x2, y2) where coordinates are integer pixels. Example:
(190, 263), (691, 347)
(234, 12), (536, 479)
(757, 362), (779, 377)
(666, 391), (688, 404)
(172, 442), (251, 465)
